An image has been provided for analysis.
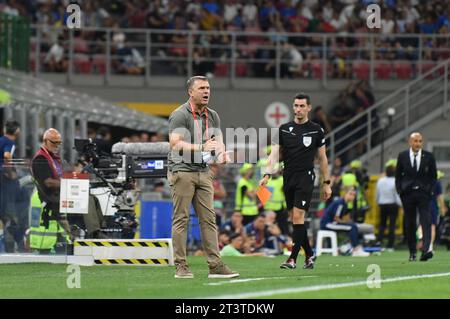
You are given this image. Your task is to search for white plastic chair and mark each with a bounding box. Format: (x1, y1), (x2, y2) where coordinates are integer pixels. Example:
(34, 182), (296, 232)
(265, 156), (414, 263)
(315, 230), (338, 256)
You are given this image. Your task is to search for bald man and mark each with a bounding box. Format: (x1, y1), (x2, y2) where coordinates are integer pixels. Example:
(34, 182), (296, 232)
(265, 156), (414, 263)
(395, 132), (437, 262)
(30, 129), (105, 253)
(31, 128), (64, 209)
(30, 129), (71, 252)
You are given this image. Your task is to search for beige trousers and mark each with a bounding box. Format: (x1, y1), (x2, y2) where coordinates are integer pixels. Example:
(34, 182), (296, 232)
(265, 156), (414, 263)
(168, 170), (221, 267)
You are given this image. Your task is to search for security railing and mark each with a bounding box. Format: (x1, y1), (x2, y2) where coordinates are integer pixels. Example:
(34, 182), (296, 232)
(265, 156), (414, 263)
(326, 59), (450, 167)
(29, 25), (450, 88)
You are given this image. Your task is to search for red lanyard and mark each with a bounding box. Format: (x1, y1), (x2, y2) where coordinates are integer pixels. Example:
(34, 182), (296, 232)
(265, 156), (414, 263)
(42, 147), (61, 177)
(190, 101), (208, 143)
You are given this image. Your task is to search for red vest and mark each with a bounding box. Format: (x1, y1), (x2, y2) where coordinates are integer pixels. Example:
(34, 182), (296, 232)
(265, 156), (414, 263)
(31, 147), (62, 179)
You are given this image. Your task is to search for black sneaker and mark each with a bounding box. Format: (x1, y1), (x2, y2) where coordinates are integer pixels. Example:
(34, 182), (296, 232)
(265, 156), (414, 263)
(280, 258), (296, 269)
(420, 251), (433, 262)
(409, 253), (417, 262)
(303, 254), (317, 269)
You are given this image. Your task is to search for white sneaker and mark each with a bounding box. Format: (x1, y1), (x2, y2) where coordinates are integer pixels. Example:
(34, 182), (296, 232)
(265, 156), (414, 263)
(352, 248), (370, 257)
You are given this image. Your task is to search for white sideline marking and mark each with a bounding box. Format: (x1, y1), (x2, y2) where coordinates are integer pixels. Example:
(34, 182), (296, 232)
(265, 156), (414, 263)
(208, 272), (450, 299)
(204, 276), (317, 286)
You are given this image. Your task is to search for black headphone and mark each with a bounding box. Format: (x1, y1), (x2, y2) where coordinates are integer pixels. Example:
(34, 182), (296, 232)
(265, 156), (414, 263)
(4, 120), (20, 135)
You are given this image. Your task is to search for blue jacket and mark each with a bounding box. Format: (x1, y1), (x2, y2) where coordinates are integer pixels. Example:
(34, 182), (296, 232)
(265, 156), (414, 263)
(320, 198), (350, 229)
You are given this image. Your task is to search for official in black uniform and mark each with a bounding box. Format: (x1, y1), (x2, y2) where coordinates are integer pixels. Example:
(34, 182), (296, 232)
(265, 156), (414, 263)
(260, 92), (332, 269)
(395, 132), (437, 262)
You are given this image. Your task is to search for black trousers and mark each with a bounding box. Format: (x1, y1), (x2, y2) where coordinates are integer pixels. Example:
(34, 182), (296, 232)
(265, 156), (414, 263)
(275, 208), (289, 235)
(377, 204), (399, 248)
(401, 191), (432, 254)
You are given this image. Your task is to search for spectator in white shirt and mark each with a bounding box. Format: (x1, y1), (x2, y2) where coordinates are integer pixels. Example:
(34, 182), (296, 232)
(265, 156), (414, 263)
(44, 36), (67, 72)
(223, 0), (241, 24)
(242, 0), (258, 27)
(376, 160), (402, 251)
(330, 10), (346, 32)
(322, 0), (334, 22)
(381, 10), (396, 35)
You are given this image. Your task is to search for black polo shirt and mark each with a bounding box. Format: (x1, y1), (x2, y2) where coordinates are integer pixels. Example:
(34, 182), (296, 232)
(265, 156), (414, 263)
(272, 120), (325, 174)
(31, 155), (60, 210)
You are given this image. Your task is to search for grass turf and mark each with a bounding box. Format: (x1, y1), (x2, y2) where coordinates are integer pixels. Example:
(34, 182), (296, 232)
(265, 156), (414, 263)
(1, 250), (449, 299)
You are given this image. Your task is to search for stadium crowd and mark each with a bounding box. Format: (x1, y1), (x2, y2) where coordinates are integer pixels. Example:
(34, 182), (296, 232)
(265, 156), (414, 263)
(2, 0), (449, 78)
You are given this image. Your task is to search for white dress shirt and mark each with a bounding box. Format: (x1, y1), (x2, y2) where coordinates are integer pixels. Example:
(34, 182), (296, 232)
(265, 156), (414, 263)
(376, 176), (402, 206)
(409, 148), (422, 171)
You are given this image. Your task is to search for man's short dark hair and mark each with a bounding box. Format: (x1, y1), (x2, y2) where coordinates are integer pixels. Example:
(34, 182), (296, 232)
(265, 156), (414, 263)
(256, 213), (266, 219)
(4, 120), (20, 135)
(186, 76), (209, 91)
(385, 166), (395, 177)
(294, 92), (311, 105)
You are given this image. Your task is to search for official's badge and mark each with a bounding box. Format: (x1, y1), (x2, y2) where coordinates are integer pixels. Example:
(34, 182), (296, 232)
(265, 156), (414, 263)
(303, 136), (312, 147)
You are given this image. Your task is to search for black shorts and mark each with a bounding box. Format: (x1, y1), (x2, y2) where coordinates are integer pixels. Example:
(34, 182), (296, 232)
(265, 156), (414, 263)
(283, 170), (315, 211)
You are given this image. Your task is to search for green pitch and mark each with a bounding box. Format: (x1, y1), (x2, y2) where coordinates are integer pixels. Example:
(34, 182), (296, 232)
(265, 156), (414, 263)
(1, 250), (450, 299)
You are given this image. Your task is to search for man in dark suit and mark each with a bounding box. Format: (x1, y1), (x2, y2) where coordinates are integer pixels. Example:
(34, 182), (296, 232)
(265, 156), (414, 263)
(395, 132), (437, 262)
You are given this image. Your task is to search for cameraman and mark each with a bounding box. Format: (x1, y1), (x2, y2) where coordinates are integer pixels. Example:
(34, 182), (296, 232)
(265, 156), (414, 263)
(30, 129), (105, 253)
(30, 129), (70, 253)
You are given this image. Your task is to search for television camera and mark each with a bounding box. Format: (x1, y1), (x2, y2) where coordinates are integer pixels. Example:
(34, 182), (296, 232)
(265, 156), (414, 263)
(73, 139), (169, 239)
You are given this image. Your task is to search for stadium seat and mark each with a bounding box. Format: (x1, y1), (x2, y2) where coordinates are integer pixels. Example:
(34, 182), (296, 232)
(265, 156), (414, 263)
(238, 42), (259, 58)
(73, 54), (92, 74)
(29, 56), (36, 72)
(352, 60), (370, 80)
(235, 63), (248, 77)
(375, 61), (392, 79)
(30, 39), (37, 53)
(315, 230), (338, 256)
(129, 11), (147, 28)
(226, 25), (240, 32)
(437, 62), (450, 78)
(440, 50), (450, 60)
(74, 38), (89, 54)
(244, 26), (264, 43)
(394, 61), (413, 79)
(310, 60), (331, 79)
(92, 54), (107, 74)
(28, 53), (46, 72)
(420, 61), (436, 79)
(214, 63), (229, 77)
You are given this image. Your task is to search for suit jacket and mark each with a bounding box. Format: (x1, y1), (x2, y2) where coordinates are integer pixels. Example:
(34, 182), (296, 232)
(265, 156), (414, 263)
(395, 149), (437, 198)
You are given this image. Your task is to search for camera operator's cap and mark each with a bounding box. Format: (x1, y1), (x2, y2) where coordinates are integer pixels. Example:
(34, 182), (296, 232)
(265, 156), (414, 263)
(385, 159), (397, 168)
(437, 170), (445, 180)
(239, 163), (254, 175)
(350, 160), (362, 169)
